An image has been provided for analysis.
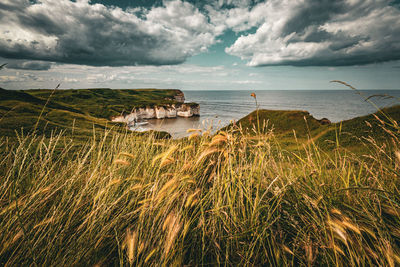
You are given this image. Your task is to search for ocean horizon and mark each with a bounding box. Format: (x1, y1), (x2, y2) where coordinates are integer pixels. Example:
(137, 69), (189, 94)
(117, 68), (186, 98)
(139, 89), (400, 138)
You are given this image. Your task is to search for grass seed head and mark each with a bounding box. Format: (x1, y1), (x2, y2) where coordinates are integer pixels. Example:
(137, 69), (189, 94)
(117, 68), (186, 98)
(118, 152), (135, 159)
(125, 229), (138, 265)
(113, 159), (129, 166)
(187, 128), (202, 133)
(163, 212), (182, 256)
(188, 132), (199, 140)
(395, 151), (400, 164)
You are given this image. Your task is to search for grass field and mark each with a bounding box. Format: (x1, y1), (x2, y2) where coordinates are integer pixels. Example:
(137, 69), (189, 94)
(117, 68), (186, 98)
(1, 95), (399, 265)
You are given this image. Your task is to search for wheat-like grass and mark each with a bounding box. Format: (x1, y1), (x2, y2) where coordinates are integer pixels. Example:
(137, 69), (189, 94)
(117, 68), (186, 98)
(0, 113), (399, 266)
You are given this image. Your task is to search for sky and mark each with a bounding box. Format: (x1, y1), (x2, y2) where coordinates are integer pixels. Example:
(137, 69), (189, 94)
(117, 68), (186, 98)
(0, 0), (399, 90)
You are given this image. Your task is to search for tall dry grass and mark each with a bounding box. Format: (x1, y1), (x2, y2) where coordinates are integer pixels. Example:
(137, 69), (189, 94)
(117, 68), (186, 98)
(0, 116), (400, 266)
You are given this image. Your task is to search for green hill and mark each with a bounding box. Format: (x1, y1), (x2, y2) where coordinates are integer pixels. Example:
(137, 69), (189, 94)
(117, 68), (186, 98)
(0, 88), (184, 137)
(27, 88), (184, 118)
(225, 105), (400, 150)
(314, 105), (400, 149)
(230, 109), (322, 136)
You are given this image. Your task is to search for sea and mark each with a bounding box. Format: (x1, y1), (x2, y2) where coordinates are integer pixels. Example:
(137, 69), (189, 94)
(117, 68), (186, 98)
(138, 90), (400, 138)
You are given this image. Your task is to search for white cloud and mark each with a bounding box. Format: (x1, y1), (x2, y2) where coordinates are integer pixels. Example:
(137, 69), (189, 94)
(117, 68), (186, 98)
(0, 75), (19, 82)
(1, 0), (400, 71)
(0, 0), (221, 66)
(0, 73), (44, 82)
(225, 0), (400, 66)
(233, 80), (262, 84)
(63, 77), (78, 83)
(205, 2), (264, 33)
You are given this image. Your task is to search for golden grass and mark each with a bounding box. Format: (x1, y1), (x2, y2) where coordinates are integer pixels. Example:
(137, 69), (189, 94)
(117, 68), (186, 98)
(0, 118), (399, 266)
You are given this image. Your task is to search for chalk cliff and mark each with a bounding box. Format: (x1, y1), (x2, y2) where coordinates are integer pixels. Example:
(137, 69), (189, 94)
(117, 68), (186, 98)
(111, 103), (200, 125)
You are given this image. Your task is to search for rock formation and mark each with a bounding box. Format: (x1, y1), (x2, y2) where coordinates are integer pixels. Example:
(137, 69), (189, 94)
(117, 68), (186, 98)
(111, 103), (200, 125)
(111, 90), (199, 128)
(318, 118), (331, 125)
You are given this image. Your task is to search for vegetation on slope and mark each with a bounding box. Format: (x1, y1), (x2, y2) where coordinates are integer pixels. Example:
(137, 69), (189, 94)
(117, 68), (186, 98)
(0, 88), (184, 138)
(0, 109), (399, 265)
(225, 105), (400, 151)
(1, 83), (400, 265)
(228, 109), (322, 135)
(27, 88), (185, 118)
(316, 105), (400, 148)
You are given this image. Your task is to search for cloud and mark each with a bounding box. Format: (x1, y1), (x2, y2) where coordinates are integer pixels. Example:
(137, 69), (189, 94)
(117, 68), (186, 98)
(225, 0), (400, 66)
(0, 0), (220, 66)
(0, 73), (44, 82)
(6, 60), (53, 70)
(1, 0), (400, 68)
(232, 80), (262, 84)
(205, 1), (269, 33)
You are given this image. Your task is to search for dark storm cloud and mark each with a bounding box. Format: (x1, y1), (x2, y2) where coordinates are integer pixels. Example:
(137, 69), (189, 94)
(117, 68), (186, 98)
(281, 0), (346, 36)
(91, 0), (264, 10)
(5, 61), (53, 70)
(1, 0), (400, 68)
(90, 0), (163, 9)
(390, 0), (400, 7)
(0, 0), (219, 67)
(226, 0), (400, 67)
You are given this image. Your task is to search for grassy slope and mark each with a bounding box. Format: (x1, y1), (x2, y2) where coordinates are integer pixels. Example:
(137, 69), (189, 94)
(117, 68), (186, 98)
(1, 91), (400, 265)
(317, 105), (400, 149)
(226, 105), (400, 151)
(0, 88), (184, 137)
(27, 88), (185, 118)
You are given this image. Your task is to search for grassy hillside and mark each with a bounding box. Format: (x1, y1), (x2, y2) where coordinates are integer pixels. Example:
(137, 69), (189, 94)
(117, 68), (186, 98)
(226, 105), (400, 151)
(229, 109), (322, 135)
(0, 88), (184, 137)
(317, 105), (400, 149)
(1, 88), (400, 265)
(27, 88), (185, 118)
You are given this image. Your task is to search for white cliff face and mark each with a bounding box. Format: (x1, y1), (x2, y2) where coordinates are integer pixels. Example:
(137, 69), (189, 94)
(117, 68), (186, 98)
(155, 106), (166, 119)
(166, 107), (177, 118)
(111, 91), (199, 124)
(136, 107), (155, 119)
(177, 104), (193, 117)
(125, 113), (138, 124)
(111, 103), (200, 124)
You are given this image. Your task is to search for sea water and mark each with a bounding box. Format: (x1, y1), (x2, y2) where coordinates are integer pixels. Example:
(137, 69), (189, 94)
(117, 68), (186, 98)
(142, 90), (400, 138)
